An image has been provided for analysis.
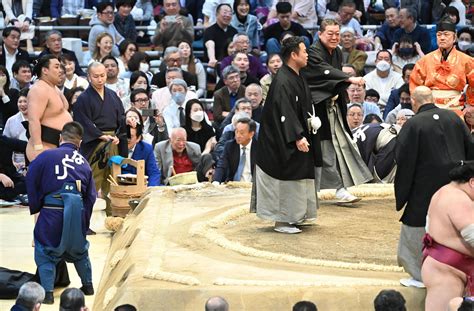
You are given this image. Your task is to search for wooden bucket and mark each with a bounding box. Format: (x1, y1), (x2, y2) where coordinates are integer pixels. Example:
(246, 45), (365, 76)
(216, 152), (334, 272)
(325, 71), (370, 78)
(109, 159), (147, 218)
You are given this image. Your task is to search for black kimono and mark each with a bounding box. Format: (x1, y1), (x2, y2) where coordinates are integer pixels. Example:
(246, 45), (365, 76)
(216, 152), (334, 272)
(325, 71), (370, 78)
(302, 40), (351, 141)
(395, 104), (473, 227)
(256, 64), (319, 180)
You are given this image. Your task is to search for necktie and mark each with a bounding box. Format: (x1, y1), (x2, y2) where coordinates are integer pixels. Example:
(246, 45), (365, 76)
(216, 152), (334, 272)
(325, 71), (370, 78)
(178, 107), (185, 127)
(234, 146), (246, 181)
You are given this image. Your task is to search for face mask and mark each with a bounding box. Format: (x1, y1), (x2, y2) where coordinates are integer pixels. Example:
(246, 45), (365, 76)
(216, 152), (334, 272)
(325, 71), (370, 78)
(0, 76), (7, 87)
(458, 41), (471, 51)
(190, 110), (204, 122)
(376, 60), (391, 72)
(172, 92), (186, 105)
(398, 47), (414, 57)
(139, 63), (150, 73)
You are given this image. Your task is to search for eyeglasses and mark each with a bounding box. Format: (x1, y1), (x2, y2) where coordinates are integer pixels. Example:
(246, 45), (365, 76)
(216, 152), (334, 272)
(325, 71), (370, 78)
(134, 98), (149, 103)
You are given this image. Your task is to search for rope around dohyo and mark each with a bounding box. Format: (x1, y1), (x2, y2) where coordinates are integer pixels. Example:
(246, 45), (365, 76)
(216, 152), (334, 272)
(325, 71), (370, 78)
(189, 183), (401, 273)
(213, 277), (400, 287)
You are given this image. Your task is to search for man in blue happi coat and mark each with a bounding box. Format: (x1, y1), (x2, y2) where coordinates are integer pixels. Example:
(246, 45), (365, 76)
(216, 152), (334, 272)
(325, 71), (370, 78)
(26, 121), (97, 304)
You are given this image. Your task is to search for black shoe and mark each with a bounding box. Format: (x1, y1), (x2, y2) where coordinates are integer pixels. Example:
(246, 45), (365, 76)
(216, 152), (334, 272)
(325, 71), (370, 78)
(16, 194), (28, 206)
(80, 284), (94, 295)
(43, 291), (54, 304)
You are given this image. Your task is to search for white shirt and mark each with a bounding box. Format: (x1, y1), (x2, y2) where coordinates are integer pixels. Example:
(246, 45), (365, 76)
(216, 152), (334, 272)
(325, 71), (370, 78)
(3, 111), (27, 141)
(5, 49), (17, 77)
(363, 69), (404, 107)
(64, 74), (89, 90)
(151, 87), (197, 113)
(239, 139), (252, 182)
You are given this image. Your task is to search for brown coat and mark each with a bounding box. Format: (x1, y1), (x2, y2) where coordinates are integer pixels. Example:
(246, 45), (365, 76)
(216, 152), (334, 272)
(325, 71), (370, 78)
(212, 85), (246, 124)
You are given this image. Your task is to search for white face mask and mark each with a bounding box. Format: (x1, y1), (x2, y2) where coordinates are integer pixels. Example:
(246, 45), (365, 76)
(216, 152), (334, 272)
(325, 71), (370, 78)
(458, 40), (471, 51)
(139, 63), (150, 73)
(376, 60), (391, 72)
(190, 110), (204, 122)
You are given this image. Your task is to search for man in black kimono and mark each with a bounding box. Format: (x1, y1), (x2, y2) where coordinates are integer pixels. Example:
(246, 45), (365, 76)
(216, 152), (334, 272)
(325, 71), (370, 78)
(395, 86), (473, 288)
(302, 18), (372, 205)
(72, 62), (126, 215)
(254, 36), (322, 234)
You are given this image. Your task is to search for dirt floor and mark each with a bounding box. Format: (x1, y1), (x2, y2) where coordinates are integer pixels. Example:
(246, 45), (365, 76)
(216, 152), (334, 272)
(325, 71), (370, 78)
(219, 197), (400, 266)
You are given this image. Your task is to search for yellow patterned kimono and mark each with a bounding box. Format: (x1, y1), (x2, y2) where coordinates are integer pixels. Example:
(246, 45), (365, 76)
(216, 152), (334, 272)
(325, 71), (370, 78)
(410, 47), (474, 109)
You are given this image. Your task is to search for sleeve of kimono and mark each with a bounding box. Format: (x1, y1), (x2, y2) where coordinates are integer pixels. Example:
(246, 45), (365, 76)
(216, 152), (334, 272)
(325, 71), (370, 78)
(277, 84), (305, 144)
(72, 95), (103, 144)
(394, 122), (418, 211)
(465, 56), (474, 104)
(409, 60), (426, 95)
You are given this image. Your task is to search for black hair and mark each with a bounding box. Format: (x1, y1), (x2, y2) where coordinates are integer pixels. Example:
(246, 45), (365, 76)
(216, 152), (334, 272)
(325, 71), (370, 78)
(276, 1), (292, 14)
(130, 88), (149, 104)
(129, 71), (150, 93)
(399, 83), (410, 96)
(402, 7), (417, 23)
(402, 63), (415, 78)
(128, 52), (149, 72)
(266, 53), (282, 66)
(114, 305), (137, 311)
(33, 55), (59, 78)
(119, 40), (139, 56)
(184, 98), (212, 131)
(293, 300), (318, 311)
(2, 26), (21, 38)
(279, 30), (295, 42)
(236, 116), (257, 133)
(60, 122), (84, 145)
(363, 113), (382, 124)
(116, 0), (136, 9)
(442, 6), (460, 25)
(126, 107), (144, 138)
(101, 55), (119, 65)
(18, 87), (29, 98)
(376, 49), (393, 62)
(0, 65), (11, 92)
(458, 27), (474, 41)
(374, 290), (406, 311)
(449, 161), (474, 183)
(216, 3), (232, 14)
(365, 89), (380, 101)
(97, 2), (114, 13)
(281, 36), (305, 62)
(60, 53), (76, 63)
(233, 0), (250, 17)
(12, 60), (31, 75)
(65, 86), (85, 110)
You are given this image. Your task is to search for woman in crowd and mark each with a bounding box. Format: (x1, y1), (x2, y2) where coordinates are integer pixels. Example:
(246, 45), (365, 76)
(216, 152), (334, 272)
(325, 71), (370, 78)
(231, 0), (260, 55)
(65, 87), (85, 113)
(61, 54), (89, 90)
(3, 87), (28, 141)
(457, 27), (473, 55)
(129, 71), (151, 95)
(0, 65), (19, 125)
(391, 35), (424, 73)
(260, 53), (282, 103)
(184, 99), (216, 154)
(396, 109), (415, 128)
(86, 32), (114, 64)
(178, 41), (206, 98)
(117, 40), (139, 75)
(123, 107), (161, 186)
(123, 51), (153, 82)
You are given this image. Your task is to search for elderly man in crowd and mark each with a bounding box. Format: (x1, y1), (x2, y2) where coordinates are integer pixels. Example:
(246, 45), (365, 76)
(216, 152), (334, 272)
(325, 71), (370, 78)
(11, 282), (45, 310)
(347, 83), (382, 119)
(213, 65), (246, 125)
(340, 27), (367, 76)
(152, 46), (198, 89)
(395, 86), (473, 288)
(38, 30), (85, 77)
(162, 78), (196, 134)
(154, 127), (202, 185)
(364, 50), (404, 110)
(374, 7), (400, 50)
(346, 104), (363, 130)
(152, 67), (197, 113)
(220, 33), (268, 79)
(392, 7), (431, 54)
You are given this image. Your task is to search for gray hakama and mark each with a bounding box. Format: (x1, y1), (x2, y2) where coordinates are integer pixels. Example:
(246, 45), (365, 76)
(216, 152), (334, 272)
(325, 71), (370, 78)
(397, 224), (425, 281)
(316, 99), (372, 191)
(255, 166), (318, 223)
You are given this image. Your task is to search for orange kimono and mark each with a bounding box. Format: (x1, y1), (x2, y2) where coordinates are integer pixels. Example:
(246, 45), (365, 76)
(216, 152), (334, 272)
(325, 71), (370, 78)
(410, 47), (474, 109)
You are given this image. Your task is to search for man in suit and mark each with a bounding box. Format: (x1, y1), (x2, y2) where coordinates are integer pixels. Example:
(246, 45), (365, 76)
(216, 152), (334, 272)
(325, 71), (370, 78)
(213, 117), (256, 183)
(154, 127), (201, 184)
(340, 27), (367, 76)
(0, 27), (29, 77)
(213, 65), (246, 125)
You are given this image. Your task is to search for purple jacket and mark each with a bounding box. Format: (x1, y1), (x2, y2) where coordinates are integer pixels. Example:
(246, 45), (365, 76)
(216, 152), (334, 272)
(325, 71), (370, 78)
(220, 54), (268, 79)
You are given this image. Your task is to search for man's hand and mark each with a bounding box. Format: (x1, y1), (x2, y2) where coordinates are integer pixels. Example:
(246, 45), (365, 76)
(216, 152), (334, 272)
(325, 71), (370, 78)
(347, 76), (365, 86)
(0, 174), (14, 188)
(296, 137), (310, 152)
(100, 135), (120, 145)
(208, 58), (217, 68)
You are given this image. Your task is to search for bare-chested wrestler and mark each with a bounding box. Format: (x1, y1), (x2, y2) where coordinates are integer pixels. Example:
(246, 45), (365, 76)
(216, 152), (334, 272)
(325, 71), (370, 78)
(26, 55), (73, 161)
(422, 161), (474, 311)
